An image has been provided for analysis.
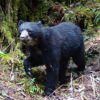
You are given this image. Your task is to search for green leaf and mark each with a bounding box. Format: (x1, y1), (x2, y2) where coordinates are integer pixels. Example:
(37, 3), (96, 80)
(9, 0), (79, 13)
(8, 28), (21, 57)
(0, 51), (10, 60)
(28, 78), (35, 85)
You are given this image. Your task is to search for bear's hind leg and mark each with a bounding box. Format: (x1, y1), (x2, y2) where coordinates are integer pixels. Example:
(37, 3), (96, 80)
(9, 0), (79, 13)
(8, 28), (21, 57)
(72, 50), (86, 74)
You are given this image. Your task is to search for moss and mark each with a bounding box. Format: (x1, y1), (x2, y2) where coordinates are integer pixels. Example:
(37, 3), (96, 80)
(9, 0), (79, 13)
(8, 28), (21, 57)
(32, 1), (51, 22)
(11, 0), (20, 22)
(63, 0), (100, 34)
(0, 0), (51, 45)
(1, 20), (13, 42)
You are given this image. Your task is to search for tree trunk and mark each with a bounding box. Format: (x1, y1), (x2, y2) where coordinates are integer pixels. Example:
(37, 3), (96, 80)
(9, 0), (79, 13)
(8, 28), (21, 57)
(5, 0), (11, 15)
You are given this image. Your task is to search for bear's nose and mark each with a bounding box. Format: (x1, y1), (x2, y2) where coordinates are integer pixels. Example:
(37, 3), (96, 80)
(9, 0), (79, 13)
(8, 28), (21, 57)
(20, 36), (25, 41)
(20, 35), (28, 41)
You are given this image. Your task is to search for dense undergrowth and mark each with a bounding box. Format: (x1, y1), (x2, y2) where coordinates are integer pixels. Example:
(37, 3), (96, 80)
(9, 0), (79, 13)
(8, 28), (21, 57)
(0, 0), (100, 99)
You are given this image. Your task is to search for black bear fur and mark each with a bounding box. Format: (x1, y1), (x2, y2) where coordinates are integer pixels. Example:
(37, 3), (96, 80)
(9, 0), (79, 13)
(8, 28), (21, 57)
(18, 21), (86, 96)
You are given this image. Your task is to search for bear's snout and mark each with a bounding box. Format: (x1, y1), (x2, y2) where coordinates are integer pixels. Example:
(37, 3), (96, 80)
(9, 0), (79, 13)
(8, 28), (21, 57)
(20, 36), (28, 41)
(20, 30), (29, 41)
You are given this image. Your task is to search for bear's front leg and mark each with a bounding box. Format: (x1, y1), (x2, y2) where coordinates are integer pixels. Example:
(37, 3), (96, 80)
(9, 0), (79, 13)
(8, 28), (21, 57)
(24, 57), (32, 76)
(43, 50), (60, 96)
(44, 65), (59, 96)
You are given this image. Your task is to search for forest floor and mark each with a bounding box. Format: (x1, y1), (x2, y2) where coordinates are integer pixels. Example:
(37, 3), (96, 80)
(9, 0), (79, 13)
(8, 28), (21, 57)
(0, 35), (100, 100)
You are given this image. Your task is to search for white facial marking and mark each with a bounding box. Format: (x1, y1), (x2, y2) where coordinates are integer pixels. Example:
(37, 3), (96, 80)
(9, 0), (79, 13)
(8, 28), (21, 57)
(20, 30), (29, 39)
(20, 30), (37, 46)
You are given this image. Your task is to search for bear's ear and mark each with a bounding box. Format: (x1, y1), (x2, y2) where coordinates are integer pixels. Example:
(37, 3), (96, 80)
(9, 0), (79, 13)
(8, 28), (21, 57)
(37, 21), (42, 27)
(18, 20), (24, 26)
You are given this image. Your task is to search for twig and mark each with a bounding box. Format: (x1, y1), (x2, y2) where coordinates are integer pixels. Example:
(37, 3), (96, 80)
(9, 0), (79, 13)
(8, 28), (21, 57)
(0, 84), (15, 100)
(20, 92), (27, 97)
(10, 59), (14, 80)
(3, 39), (15, 52)
(91, 74), (96, 97)
(70, 73), (73, 97)
(5, 95), (15, 100)
(49, 84), (67, 98)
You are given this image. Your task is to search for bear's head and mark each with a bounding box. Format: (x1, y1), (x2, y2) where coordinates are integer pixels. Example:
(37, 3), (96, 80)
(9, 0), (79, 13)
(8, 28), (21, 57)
(18, 20), (42, 45)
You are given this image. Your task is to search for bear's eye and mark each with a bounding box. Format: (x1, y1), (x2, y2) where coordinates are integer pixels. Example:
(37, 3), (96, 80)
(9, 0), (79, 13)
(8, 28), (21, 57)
(28, 31), (32, 35)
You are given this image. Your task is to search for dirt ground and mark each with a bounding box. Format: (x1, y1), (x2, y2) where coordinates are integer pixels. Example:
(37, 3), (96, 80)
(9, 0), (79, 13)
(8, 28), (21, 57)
(0, 36), (100, 100)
